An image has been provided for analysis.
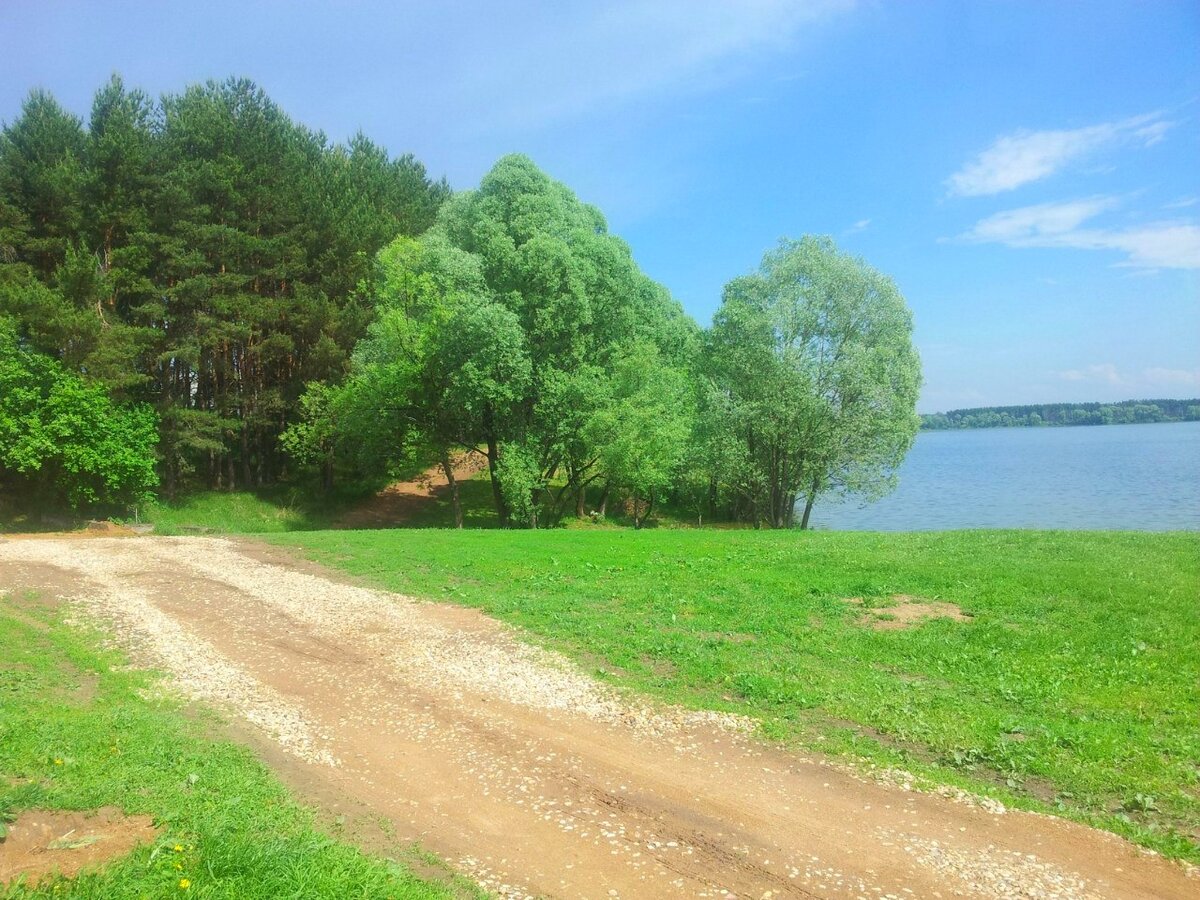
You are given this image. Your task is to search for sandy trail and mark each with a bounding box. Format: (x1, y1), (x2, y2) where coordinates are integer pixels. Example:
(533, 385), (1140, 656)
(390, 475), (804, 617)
(0, 535), (1194, 899)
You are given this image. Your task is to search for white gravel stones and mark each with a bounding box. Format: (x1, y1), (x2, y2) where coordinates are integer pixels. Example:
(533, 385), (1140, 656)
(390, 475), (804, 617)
(880, 828), (1099, 899)
(1, 539), (337, 766)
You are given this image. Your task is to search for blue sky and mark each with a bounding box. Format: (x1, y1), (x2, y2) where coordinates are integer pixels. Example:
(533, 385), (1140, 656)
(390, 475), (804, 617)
(2, 1), (1197, 411)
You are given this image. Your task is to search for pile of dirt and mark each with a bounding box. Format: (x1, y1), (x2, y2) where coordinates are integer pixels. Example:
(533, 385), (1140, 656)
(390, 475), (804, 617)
(85, 520), (138, 537)
(846, 594), (972, 630)
(0, 808), (159, 887)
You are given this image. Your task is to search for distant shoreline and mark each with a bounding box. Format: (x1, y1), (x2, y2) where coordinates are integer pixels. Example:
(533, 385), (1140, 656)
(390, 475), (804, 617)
(920, 398), (1199, 431)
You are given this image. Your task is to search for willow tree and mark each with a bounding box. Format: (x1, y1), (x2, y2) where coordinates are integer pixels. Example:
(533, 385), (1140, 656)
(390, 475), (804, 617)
(706, 236), (921, 528)
(425, 154), (694, 525)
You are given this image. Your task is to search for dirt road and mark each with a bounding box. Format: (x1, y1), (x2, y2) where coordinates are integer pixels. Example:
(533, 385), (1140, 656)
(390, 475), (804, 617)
(0, 536), (1194, 899)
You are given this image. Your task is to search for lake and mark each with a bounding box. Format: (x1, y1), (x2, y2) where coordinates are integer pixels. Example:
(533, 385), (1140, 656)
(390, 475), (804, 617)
(812, 421), (1200, 531)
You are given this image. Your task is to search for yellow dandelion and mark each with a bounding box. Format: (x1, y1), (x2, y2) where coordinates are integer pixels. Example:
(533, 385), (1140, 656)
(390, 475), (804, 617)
(179, 878), (191, 890)
(174, 844), (184, 852)
(53, 758), (63, 766)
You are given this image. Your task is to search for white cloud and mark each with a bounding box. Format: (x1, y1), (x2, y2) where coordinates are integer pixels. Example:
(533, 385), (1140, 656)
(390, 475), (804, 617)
(1058, 364), (1126, 385)
(1142, 367), (1200, 387)
(960, 197), (1200, 269)
(1164, 196), (1199, 210)
(451, 0), (857, 133)
(1099, 223), (1200, 269)
(965, 196), (1119, 242)
(1056, 365), (1200, 388)
(846, 218), (871, 233)
(947, 113), (1172, 197)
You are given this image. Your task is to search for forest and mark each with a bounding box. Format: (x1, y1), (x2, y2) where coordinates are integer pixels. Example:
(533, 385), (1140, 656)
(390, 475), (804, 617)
(921, 399), (1200, 430)
(0, 76), (921, 528)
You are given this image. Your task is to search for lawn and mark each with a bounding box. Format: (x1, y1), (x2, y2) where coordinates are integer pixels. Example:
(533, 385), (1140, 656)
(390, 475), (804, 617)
(271, 528), (1200, 862)
(0, 592), (472, 898)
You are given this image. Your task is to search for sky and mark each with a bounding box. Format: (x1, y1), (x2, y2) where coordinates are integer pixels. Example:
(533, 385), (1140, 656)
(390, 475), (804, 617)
(2, 0), (1198, 412)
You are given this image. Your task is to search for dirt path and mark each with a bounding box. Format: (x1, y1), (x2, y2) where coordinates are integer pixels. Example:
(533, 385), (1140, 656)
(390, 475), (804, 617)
(0, 536), (1194, 899)
(337, 454), (487, 529)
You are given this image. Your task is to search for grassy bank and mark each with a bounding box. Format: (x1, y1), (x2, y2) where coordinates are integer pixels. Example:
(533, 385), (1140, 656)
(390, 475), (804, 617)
(132, 476), (682, 535)
(272, 528), (1200, 862)
(0, 593), (469, 898)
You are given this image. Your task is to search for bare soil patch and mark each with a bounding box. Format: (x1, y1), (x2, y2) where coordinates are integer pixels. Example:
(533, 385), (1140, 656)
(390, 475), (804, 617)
(337, 453), (487, 529)
(0, 807), (158, 887)
(847, 593), (973, 630)
(85, 520), (137, 537)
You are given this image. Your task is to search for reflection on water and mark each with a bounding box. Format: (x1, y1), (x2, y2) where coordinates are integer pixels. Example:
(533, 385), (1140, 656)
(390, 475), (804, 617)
(812, 421), (1200, 531)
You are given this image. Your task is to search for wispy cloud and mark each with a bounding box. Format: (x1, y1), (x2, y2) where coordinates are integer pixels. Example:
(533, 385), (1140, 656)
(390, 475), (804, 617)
(1143, 367), (1200, 387)
(1164, 196), (1199, 210)
(965, 197), (1119, 242)
(454, 0), (857, 133)
(947, 113), (1172, 197)
(1058, 363), (1126, 385)
(1056, 364), (1200, 387)
(846, 218), (871, 233)
(959, 196), (1200, 269)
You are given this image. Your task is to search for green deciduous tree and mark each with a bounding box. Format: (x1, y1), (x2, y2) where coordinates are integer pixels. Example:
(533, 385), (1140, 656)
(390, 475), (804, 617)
(333, 155), (696, 527)
(0, 318), (158, 512)
(587, 343), (694, 527)
(706, 236), (921, 528)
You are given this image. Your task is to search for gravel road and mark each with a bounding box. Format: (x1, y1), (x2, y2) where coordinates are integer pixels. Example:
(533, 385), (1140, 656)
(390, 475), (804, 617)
(1, 535), (1195, 899)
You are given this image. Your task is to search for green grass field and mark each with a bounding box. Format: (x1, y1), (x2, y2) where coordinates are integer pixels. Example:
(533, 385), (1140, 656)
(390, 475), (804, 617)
(137, 490), (328, 534)
(0, 593), (471, 898)
(271, 528), (1200, 862)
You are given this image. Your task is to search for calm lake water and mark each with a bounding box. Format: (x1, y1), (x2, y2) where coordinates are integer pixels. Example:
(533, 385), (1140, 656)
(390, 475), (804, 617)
(812, 421), (1200, 531)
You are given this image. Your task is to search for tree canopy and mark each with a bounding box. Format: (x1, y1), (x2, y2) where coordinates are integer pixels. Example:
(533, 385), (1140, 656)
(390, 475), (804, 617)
(299, 155), (699, 526)
(3, 76), (924, 528)
(0, 76), (448, 497)
(704, 237), (921, 528)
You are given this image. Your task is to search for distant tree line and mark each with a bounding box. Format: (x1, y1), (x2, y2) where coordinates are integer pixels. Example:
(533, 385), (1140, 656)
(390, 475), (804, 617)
(921, 399), (1200, 431)
(2, 76), (921, 526)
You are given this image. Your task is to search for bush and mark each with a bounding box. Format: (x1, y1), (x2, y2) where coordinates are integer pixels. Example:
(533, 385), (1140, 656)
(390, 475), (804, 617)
(0, 318), (158, 511)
